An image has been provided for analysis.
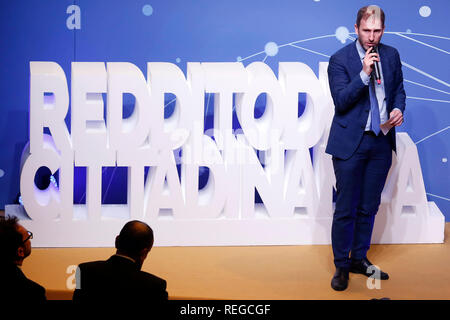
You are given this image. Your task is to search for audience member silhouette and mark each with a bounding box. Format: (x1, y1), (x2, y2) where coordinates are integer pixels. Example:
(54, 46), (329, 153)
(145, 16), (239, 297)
(73, 220), (168, 304)
(0, 216), (46, 303)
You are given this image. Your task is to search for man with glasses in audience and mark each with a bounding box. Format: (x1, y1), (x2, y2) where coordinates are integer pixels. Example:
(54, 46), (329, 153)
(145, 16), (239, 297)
(0, 216), (47, 302)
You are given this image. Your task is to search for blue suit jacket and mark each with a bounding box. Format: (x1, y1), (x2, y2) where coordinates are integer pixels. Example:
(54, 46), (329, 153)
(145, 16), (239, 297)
(325, 41), (406, 160)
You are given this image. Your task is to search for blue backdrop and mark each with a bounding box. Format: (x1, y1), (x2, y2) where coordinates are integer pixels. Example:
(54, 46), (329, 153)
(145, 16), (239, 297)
(0, 0), (448, 220)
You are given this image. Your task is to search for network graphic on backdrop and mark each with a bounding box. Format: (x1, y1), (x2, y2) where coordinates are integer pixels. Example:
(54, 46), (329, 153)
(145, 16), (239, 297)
(86, 3), (450, 211)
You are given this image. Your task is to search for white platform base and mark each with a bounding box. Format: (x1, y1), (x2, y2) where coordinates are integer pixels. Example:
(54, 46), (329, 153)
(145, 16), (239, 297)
(4, 201), (445, 247)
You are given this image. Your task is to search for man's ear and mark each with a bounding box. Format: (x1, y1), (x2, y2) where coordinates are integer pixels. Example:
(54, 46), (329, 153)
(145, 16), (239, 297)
(140, 248), (150, 261)
(354, 23), (359, 35)
(17, 246), (25, 259)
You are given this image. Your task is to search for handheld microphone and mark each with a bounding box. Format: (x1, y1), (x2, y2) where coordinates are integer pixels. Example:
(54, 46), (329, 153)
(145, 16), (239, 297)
(371, 46), (381, 85)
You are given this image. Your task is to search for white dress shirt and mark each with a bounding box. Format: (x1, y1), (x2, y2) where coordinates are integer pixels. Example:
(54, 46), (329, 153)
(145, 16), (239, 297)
(356, 39), (388, 132)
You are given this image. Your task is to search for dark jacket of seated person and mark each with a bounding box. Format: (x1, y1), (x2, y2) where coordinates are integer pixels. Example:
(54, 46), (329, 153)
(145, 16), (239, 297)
(72, 220), (168, 304)
(0, 262), (46, 303)
(0, 216), (46, 303)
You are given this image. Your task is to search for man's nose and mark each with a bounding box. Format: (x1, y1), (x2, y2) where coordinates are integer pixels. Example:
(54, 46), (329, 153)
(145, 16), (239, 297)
(369, 32), (375, 41)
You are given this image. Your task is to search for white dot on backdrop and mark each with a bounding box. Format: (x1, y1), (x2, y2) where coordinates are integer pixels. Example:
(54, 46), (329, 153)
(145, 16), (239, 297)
(176, 58), (181, 63)
(142, 4), (153, 16)
(442, 158), (448, 163)
(335, 26), (349, 44)
(264, 42), (279, 57)
(406, 29), (412, 33)
(0, 169), (4, 178)
(236, 56), (242, 62)
(419, 6), (431, 18)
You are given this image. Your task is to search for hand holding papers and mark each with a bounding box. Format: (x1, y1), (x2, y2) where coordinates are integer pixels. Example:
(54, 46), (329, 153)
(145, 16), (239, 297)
(380, 120), (393, 135)
(381, 109), (404, 134)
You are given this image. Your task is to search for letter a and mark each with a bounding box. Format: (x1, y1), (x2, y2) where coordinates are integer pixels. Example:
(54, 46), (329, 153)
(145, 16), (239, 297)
(66, 5), (81, 30)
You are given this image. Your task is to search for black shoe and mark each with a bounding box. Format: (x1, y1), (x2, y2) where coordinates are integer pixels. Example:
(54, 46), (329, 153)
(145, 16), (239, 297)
(350, 258), (389, 280)
(331, 267), (349, 291)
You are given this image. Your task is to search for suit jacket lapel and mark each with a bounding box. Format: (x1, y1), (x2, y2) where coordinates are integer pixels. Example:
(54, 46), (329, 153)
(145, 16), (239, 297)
(378, 43), (391, 107)
(348, 41), (363, 78)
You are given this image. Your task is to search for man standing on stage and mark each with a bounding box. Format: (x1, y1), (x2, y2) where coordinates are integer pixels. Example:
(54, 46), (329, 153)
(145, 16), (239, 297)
(326, 5), (405, 291)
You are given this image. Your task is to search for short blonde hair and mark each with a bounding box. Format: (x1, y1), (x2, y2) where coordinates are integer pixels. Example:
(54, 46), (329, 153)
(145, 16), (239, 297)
(356, 5), (385, 27)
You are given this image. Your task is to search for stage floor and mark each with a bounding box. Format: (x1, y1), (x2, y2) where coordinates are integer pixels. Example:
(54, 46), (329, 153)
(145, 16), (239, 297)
(16, 223), (449, 300)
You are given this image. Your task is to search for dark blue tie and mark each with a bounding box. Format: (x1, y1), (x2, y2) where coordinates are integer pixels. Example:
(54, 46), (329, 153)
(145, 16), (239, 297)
(369, 76), (381, 135)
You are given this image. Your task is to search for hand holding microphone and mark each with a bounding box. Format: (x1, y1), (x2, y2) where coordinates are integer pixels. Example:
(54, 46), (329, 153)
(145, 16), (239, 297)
(362, 46), (381, 84)
(371, 47), (381, 84)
